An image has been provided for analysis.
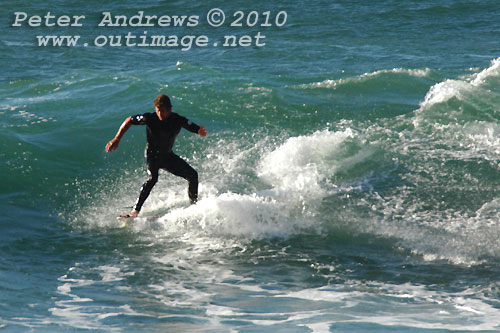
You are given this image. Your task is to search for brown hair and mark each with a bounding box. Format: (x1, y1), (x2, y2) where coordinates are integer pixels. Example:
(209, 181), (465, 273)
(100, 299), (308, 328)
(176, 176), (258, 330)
(154, 94), (172, 108)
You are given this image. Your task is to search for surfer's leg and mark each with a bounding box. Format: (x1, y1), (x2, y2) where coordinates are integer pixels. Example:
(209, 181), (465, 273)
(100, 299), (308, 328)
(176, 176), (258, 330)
(133, 158), (159, 212)
(163, 153), (199, 204)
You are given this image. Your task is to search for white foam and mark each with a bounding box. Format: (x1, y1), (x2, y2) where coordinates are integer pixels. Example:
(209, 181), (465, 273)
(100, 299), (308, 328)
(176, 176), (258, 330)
(463, 122), (500, 161)
(81, 128), (360, 241)
(471, 57), (500, 86)
(277, 282), (500, 330)
(258, 128), (353, 197)
(357, 155), (500, 265)
(156, 192), (297, 239)
(1, 104), (57, 128)
(298, 68), (431, 89)
(419, 79), (472, 109)
(418, 57), (500, 112)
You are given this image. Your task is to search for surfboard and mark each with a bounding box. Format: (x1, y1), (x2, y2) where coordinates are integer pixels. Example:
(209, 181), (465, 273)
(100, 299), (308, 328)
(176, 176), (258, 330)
(117, 215), (135, 227)
(116, 215), (160, 227)
(116, 201), (189, 227)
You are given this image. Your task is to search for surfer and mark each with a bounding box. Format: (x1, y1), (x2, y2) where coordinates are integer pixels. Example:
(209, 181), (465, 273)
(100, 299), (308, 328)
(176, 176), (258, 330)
(105, 94), (207, 218)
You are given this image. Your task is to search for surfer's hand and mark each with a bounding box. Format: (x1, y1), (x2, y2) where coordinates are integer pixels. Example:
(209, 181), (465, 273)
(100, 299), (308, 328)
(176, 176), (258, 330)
(105, 138), (120, 152)
(198, 126), (207, 137)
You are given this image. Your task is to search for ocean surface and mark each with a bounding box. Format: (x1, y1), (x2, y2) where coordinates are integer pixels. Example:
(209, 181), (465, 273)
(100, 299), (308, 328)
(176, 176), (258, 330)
(2, 0), (500, 331)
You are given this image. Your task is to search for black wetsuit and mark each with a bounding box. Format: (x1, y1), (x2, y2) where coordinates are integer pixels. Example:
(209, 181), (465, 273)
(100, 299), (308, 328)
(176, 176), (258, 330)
(130, 112), (201, 212)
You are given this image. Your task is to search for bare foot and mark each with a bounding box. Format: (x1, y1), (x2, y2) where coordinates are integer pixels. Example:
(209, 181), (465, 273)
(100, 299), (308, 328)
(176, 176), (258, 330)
(129, 210), (139, 217)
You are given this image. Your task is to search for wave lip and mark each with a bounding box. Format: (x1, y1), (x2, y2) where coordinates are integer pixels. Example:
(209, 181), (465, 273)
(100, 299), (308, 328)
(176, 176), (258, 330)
(470, 57), (500, 86)
(419, 57), (500, 110)
(297, 67), (431, 89)
(258, 128), (354, 196)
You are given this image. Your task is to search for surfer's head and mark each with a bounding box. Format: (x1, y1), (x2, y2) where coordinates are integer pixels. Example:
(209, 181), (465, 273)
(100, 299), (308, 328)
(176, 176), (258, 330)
(154, 94), (172, 120)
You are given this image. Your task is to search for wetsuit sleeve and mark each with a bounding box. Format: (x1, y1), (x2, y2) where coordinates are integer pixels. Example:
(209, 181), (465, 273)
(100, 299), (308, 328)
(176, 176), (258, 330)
(130, 114), (147, 125)
(180, 116), (201, 134)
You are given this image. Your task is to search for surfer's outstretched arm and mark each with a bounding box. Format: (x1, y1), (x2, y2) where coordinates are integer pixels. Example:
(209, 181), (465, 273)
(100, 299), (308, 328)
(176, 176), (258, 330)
(105, 116), (132, 152)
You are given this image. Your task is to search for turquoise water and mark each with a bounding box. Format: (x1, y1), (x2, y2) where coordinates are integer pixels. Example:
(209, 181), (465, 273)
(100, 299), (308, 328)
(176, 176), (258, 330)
(3, 1), (500, 331)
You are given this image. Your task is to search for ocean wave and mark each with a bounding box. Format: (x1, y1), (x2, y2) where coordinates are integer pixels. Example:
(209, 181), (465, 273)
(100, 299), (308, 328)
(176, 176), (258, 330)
(341, 59), (500, 265)
(410, 57), (500, 165)
(69, 128), (367, 241)
(56, 58), (500, 268)
(296, 68), (431, 89)
(419, 57), (500, 110)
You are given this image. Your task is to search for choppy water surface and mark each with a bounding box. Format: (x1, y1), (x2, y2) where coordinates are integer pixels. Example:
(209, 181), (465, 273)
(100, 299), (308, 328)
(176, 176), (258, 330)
(2, 1), (500, 331)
